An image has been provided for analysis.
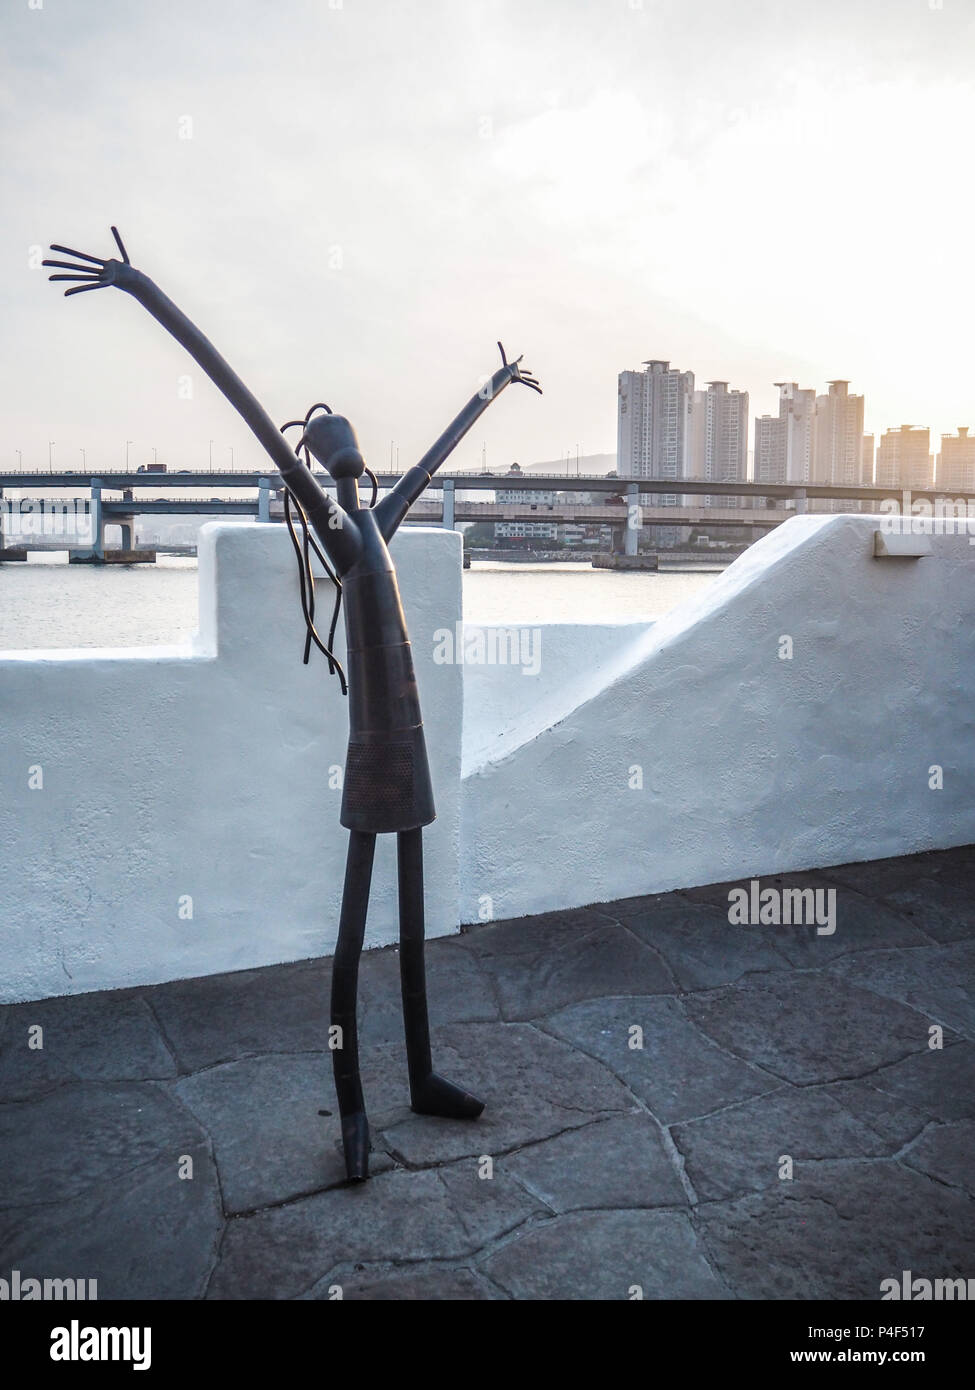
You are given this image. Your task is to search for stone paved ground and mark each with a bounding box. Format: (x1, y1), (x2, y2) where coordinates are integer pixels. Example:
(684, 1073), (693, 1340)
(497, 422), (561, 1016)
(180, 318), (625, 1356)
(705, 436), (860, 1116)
(1, 847), (973, 1300)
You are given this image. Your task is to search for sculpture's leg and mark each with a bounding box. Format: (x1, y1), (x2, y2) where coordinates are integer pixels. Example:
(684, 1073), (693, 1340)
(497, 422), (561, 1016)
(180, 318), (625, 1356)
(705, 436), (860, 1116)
(331, 829), (376, 1182)
(397, 827), (485, 1119)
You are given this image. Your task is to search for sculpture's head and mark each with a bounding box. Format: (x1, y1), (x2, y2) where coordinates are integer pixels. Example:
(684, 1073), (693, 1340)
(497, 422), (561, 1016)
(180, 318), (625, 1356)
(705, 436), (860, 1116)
(302, 413), (365, 479)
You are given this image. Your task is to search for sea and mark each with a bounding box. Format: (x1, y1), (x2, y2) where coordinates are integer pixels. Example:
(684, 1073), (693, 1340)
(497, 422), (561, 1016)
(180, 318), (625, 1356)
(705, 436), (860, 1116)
(0, 554), (723, 651)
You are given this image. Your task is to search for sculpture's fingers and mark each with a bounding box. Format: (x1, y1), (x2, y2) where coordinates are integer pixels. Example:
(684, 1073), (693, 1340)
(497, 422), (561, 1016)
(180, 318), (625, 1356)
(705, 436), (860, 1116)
(43, 258), (101, 272)
(48, 273), (103, 282)
(64, 281), (109, 296)
(110, 226), (130, 264)
(49, 243), (106, 266)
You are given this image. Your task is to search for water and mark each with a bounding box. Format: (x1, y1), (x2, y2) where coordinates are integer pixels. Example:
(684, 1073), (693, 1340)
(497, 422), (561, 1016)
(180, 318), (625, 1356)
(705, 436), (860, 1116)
(461, 560), (722, 625)
(0, 553), (723, 651)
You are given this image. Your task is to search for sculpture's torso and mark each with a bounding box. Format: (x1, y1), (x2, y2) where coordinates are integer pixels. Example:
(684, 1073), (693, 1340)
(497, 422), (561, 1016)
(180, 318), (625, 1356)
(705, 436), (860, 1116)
(338, 508), (435, 833)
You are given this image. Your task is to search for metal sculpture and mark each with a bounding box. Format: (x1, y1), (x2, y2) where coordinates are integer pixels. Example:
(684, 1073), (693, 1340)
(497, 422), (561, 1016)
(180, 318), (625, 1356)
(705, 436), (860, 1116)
(44, 228), (541, 1181)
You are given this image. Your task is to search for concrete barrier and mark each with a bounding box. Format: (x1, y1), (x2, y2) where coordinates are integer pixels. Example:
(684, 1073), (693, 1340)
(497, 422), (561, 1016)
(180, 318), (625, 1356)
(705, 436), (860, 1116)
(3, 513), (973, 1002)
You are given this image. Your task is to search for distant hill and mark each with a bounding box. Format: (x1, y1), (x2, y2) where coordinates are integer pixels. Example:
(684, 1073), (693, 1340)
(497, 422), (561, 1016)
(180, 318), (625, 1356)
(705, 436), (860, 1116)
(451, 452), (617, 477)
(520, 453), (617, 475)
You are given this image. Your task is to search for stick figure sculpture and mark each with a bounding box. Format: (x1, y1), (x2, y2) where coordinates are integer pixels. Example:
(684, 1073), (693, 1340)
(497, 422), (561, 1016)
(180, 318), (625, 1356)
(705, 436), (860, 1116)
(44, 228), (541, 1181)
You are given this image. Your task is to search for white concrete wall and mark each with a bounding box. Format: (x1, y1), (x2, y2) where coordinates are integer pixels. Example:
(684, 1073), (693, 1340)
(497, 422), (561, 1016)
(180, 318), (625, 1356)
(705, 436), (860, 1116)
(0, 524), (463, 1003)
(4, 512), (974, 1002)
(460, 514), (975, 922)
(461, 620), (654, 773)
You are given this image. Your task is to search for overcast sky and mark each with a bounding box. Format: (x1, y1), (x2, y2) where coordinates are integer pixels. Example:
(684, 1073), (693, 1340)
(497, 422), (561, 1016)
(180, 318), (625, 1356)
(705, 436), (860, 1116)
(2, 0), (973, 474)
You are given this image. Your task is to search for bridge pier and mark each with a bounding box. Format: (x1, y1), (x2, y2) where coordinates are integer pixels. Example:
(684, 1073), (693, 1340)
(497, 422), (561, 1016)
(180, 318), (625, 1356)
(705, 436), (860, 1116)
(69, 477), (105, 561)
(258, 477), (270, 522)
(0, 485), (26, 561)
(69, 479), (154, 564)
(442, 478), (456, 530)
(91, 478), (104, 560)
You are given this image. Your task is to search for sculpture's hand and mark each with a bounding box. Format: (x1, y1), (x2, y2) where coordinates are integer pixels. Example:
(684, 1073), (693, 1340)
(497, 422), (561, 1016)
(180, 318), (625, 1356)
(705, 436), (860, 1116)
(497, 341), (542, 394)
(40, 221), (361, 571)
(43, 226), (142, 297)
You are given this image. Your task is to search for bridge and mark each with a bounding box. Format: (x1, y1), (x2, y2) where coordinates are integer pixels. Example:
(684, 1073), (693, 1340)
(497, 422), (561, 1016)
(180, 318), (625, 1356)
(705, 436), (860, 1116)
(2, 470), (970, 562)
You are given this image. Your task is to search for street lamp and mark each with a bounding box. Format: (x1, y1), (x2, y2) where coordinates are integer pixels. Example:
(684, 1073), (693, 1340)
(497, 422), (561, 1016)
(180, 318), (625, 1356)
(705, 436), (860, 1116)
(228, 445), (234, 469)
(209, 439), (214, 468)
(79, 448), (86, 469)
(15, 450), (22, 468)
(152, 447), (157, 465)
(48, 441), (55, 471)
(125, 440), (133, 468)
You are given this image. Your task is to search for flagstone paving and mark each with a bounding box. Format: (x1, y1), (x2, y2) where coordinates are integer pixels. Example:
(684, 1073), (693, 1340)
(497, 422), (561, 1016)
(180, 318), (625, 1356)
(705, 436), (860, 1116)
(1, 846), (972, 1300)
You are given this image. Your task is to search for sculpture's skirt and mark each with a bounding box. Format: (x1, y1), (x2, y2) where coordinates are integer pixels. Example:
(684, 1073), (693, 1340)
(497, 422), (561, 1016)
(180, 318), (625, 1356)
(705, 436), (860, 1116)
(338, 583), (436, 833)
(340, 723), (436, 833)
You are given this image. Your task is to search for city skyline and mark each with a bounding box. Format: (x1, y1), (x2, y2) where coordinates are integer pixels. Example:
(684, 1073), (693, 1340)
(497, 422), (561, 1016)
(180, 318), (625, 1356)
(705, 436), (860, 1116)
(618, 357), (972, 493)
(6, 344), (972, 486)
(7, 398), (975, 486)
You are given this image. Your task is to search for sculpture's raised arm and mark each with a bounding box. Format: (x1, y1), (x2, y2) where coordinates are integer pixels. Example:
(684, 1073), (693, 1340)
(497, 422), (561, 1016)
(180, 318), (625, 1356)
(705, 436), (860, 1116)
(373, 342), (542, 541)
(44, 227), (361, 574)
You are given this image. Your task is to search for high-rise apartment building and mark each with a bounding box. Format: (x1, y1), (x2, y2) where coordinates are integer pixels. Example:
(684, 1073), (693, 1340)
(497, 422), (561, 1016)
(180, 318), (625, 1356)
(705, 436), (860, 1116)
(876, 426), (933, 491)
(814, 380), (865, 488)
(753, 382), (817, 486)
(688, 380), (749, 507)
(754, 379), (867, 513)
(938, 427), (975, 492)
(617, 359), (695, 506)
(753, 413), (786, 485)
(779, 383), (818, 485)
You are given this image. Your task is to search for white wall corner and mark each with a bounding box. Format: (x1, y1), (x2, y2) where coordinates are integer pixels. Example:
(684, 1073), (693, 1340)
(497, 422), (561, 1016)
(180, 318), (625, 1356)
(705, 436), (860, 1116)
(0, 523), (464, 1003)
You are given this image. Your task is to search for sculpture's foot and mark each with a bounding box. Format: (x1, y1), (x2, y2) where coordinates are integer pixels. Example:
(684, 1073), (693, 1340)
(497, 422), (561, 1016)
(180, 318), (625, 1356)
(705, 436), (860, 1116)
(410, 1072), (485, 1120)
(340, 1111), (370, 1183)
